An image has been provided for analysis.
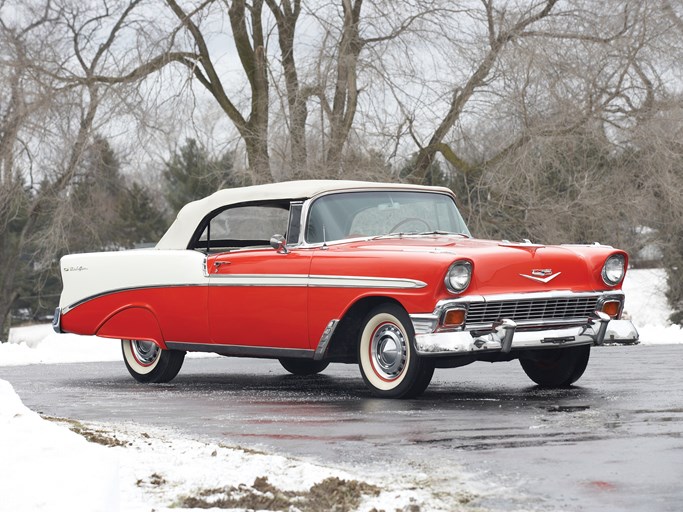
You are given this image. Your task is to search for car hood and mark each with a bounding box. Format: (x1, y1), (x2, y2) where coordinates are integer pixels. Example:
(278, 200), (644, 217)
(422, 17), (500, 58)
(332, 236), (626, 295)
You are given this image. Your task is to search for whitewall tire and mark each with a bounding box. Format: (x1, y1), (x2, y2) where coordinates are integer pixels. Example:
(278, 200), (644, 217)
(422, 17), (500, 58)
(357, 303), (434, 398)
(121, 339), (185, 383)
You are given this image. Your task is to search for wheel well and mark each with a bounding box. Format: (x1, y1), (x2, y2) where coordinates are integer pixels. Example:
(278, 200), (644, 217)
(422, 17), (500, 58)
(96, 306), (166, 349)
(325, 296), (403, 363)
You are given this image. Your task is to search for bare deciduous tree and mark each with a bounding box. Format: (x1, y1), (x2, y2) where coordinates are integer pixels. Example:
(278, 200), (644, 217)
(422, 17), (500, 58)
(0, 0), (152, 337)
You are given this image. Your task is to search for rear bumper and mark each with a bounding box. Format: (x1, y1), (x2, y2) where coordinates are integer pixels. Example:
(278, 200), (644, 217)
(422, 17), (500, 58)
(52, 307), (62, 334)
(412, 316), (639, 356)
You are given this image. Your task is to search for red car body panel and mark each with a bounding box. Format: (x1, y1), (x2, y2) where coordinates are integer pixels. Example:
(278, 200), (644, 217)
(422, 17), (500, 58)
(207, 250), (312, 348)
(60, 287), (209, 347)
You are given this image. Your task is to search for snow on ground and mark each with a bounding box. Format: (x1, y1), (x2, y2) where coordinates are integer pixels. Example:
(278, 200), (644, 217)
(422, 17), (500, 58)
(621, 268), (683, 345)
(0, 378), (498, 512)
(3, 325), (121, 365)
(0, 324), (217, 366)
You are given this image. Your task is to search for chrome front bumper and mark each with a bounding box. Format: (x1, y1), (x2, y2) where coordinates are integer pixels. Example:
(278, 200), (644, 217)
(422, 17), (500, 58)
(412, 316), (639, 356)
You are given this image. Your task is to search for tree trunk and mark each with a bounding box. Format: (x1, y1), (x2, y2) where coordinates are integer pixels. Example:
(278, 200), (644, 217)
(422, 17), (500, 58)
(266, 0), (308, 176)
(244, 128), (271, 184)
(0, 289), (18, 342)
(325, 0), (363, 175)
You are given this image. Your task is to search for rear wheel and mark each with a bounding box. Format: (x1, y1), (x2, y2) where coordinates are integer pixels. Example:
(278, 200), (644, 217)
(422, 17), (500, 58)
(279, 358), (329, 375)
(121, 339), (185, 383)
(357, 303), (434, 398)
(519, 345), (590, 388)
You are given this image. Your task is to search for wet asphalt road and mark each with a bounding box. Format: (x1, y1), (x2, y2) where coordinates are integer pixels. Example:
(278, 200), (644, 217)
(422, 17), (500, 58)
(2, 344), (682, 511)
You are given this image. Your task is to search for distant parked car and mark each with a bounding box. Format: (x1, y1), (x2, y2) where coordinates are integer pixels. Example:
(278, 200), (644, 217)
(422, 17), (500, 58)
(55, 180), (637, 398)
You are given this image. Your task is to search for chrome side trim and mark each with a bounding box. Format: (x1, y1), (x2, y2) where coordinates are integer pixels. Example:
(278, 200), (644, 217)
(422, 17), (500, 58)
(165, 342), (315, 359)
(309, 275), (426, 289)
(209, 273), (426, 289)
(314, 320), (339, 360)
(62, 283), (203, 314)
(209, 274), (308, 287)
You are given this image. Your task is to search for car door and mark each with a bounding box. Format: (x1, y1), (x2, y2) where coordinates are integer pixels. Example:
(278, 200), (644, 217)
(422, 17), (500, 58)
(203, 204), (312, 349)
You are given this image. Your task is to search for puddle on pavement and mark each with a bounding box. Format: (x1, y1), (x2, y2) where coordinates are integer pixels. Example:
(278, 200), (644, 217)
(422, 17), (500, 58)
(545, 404), (591, 413)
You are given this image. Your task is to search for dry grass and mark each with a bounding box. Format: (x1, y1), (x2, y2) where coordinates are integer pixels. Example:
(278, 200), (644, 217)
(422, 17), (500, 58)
(176, 476), (380, 511)
(43, 416), (128, 447)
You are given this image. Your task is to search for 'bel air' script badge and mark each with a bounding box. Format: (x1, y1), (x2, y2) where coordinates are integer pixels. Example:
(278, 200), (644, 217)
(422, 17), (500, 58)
(519, 269), (561, 283)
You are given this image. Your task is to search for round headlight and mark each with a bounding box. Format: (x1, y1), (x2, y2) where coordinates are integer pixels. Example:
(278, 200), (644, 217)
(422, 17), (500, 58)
(602, 254), (625, 286)
(445, 261), (472, 294)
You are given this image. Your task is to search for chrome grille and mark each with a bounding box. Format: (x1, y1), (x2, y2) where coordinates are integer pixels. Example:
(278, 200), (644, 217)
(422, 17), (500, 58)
(466, 296), (600, 325)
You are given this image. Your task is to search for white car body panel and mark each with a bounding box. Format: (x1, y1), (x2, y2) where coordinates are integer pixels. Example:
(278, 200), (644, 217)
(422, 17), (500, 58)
(59, 250), (208, 312)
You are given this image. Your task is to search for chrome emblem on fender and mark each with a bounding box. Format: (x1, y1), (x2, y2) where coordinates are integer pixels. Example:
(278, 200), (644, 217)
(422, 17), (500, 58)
(63, 266), (88, 272)
(520, 269), (561, 283)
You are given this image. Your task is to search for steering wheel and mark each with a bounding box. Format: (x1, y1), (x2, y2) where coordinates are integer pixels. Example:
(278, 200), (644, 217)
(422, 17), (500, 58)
(389, 217), (431, 232)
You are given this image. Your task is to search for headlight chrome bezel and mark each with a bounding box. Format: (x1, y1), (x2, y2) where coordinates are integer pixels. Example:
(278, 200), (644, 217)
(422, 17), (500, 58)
(602, 254), (626, 286)
(445, 260), (472, 294)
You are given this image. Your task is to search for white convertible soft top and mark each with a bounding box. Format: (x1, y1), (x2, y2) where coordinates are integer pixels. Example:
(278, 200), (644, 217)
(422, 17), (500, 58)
(156, 179), (453, 249)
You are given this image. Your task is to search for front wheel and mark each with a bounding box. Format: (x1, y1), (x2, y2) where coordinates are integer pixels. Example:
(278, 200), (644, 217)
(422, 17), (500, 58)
(279, 358), (329, 375)
(519, 345), (590, 388)
(357, 303), (434, 398)
(121, 339), (186, 383)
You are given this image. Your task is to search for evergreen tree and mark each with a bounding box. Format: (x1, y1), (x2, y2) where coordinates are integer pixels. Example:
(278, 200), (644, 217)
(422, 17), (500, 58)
(163, 139), (244, 214)
(10, 137), (169, 324)
(116, 182), (168, 247)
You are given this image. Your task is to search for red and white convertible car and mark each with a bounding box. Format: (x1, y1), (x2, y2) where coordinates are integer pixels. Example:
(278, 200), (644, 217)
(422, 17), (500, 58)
(55, 180), (637, 398)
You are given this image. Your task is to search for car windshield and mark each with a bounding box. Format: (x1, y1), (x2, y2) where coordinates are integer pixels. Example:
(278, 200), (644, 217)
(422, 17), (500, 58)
(305, 190), (470, 244)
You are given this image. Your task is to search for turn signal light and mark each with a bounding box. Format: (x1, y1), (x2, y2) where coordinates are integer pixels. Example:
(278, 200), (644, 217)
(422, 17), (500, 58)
(443, 308), (466, 327)
(601, 300), (621, 318)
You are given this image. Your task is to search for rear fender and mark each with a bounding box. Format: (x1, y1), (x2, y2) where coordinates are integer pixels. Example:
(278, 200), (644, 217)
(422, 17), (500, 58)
(96, 307), (167, 349)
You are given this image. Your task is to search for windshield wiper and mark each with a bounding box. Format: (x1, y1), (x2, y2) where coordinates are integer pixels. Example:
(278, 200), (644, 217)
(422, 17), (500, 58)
(371, 231), (419, 240)
(371, 230), (470, 240)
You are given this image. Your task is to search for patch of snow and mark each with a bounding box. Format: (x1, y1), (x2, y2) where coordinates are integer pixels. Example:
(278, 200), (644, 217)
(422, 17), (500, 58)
(622, 268), (683, 345)
(0, 378), (491, 511)
(0, 379), (119, 512)
(2, 326), (121, 366)
(1, 325), (217, 366)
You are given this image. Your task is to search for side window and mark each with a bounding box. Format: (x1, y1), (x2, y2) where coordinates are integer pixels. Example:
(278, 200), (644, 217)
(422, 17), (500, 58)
(195, 205), (289, 251)
(286, 202), (303, 245)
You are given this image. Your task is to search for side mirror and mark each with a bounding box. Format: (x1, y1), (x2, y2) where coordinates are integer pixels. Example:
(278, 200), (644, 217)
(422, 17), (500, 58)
(270, 234), (288, 254)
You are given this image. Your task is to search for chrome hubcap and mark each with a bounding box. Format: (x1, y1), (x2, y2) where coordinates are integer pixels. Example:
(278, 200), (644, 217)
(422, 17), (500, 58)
(371, 323), (407, 379)
(131, 340), (159, 365)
